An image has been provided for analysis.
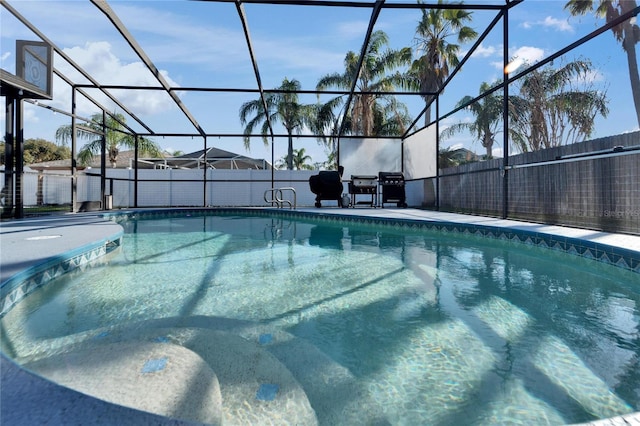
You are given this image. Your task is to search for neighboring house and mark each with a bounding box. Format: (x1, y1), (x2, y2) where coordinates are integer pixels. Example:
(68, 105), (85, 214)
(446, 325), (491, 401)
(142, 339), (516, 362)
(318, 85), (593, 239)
(151, 147), (272, 170)
(449, 148), (480, 164)
(27, 147), (272, 171)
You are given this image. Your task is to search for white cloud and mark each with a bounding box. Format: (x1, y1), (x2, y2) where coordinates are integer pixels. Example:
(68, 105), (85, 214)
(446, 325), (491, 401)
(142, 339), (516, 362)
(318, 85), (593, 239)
(52, 41), (179, 117)
(583, 69), (605, 84)
(514, 46), (545, 64)
(489, 45), (545, 73)
(542, 16), (573, 32)
(471, 43), (499, 58)
(23, 104), (39, 124)
(1, 52), (11, 62)
(487, 44), (544, 71)
(522, 16), (573, 32)
(506, 46), (545, 72)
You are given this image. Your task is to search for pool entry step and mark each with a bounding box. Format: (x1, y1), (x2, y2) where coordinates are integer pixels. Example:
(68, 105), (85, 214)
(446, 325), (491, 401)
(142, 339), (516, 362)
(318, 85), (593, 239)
(20, 322), (386, 425)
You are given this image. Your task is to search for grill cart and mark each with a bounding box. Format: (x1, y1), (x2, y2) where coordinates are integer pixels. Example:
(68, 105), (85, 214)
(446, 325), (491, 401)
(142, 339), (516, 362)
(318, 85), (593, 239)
(378, 172), (407, 208)
(348, 175), (378, 207)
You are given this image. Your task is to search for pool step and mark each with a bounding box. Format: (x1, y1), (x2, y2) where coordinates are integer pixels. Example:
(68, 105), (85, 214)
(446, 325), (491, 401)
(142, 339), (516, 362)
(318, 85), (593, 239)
(231, 326), (388, 426)
(19, 319), (391, 425)
(161, 327), (318, 426)
(24, 340), (224, 425)
(108, 317), (390, 424)
(25, 326), (319, 426)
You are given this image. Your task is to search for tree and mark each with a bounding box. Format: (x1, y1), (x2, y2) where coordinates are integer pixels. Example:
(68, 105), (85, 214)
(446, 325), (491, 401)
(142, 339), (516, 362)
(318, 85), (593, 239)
(438, 146), (462, 168)
(1, 139), (71, 165)
(441, 82), (503, 159)
(564, 0), (640, 127)
(371, 96), (414, 136)
(23, 139), (71, 164)
(410, 0), (478, 125)
(55, 112), (162, 167)
(276, 148), (314, 170)
(509, 59), (609, 152)
(240, 78), (317, 170)
(316, 30), (413, 136)
(163, 149), (184, 157)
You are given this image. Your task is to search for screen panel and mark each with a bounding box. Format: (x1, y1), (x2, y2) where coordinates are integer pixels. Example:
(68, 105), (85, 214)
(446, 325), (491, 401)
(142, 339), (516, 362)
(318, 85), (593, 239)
(339, 138), (402, 179)
(403, 125), (437, 180)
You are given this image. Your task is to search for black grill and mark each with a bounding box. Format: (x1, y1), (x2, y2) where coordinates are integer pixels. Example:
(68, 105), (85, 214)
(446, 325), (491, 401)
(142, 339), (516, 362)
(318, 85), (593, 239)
(309, 169), (345, 208)
(348, 175), (377, 207)
(378, 172), (407, 208)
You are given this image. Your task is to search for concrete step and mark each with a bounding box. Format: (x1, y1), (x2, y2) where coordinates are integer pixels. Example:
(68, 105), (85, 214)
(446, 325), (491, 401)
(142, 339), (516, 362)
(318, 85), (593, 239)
(18, 317), (390, 425)
(157, 327), (318, 426)
(24, 340), (223, 425)
(23, 324), (319, 426)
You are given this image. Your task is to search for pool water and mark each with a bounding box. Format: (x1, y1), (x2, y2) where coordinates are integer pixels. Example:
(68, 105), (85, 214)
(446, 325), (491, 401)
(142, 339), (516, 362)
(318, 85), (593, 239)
(2, 213), (639, 425)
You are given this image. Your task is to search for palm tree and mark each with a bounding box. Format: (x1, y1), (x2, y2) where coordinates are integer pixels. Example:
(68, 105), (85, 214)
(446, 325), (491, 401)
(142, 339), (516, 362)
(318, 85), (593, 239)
(316, 30), (413, 136)
(509, 59), (609, 151)
(441, 82), (503, 159)
(276, 148), (314, 170)
(564, 0), (640, 127)
(163, 149), (184, 157)
(411, 0), (477, 125)
(291, 148), (314, 170)
(240, 77), (317, 170)
(438, 146), (462, 168)
(372, 96), (414, 136)
(55, 112), (162, 167)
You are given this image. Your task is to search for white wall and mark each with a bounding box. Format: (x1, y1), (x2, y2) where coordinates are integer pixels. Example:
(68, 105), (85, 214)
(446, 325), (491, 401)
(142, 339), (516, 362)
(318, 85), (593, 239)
(97, 169), (320, 208)
(403, 125), (437, 180)
(339, 137), (402, 179)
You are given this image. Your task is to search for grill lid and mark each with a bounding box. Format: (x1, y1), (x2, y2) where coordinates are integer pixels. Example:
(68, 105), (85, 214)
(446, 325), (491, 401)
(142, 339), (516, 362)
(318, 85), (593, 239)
(351, 175), (377, 187)
(378, 172), (405, 184)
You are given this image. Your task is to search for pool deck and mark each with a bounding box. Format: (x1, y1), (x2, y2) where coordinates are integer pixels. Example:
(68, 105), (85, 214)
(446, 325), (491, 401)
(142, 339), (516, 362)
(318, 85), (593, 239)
(1, 208), (639, 425)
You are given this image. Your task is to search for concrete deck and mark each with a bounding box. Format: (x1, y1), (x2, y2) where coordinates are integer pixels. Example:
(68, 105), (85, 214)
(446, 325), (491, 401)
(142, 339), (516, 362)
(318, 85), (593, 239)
(1, 208), (639, 425)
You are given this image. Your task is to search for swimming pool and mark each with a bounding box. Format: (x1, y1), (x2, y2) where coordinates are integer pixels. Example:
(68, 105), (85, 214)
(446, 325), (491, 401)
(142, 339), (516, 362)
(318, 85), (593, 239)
(1, 210), (639, 425)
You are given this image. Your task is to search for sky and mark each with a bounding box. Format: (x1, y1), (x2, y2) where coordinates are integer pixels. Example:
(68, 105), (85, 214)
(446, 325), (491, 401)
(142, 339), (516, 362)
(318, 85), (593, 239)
(1, 0), (638, 167)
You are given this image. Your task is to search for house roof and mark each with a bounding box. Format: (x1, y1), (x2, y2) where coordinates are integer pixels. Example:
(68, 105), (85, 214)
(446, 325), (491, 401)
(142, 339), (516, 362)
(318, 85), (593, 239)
(166, 147), (272, 170)
(27, 148), (271, 170)
(27, 150), (140, 171)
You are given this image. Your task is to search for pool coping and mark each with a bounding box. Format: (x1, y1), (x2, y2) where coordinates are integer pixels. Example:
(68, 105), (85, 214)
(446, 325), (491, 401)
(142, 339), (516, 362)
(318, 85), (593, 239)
(1, 207), (639, 425)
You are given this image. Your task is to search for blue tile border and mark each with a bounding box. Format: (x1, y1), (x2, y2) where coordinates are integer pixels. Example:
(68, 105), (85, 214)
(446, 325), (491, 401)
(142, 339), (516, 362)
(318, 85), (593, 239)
(0, 234), (122, 318)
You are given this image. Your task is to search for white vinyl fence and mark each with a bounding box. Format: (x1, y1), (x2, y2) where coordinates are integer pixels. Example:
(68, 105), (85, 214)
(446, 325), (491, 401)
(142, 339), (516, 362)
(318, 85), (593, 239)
(11, 168), (334, 209)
